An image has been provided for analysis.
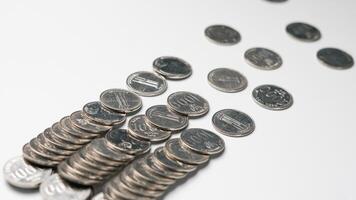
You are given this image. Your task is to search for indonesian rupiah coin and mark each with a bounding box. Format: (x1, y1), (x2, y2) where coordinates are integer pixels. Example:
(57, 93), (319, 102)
(70, 111), (111, 134)
(100, 89), (142, 114)
(128, 115), (171, 142)
(205, 24), (241, 45)
(207, 68), (248, 93)
(286, 22), (321, 42)
(145, 105), (188, 131)
(126, 71), (167, 96)
(153, 56), (192, 80)
(317, 48), (354, 69)
(83, 101), (126, 126)
(245, 47), (282, 70)
(153, 147), (196, 173)
(252, 84), (293, 110)
(167, 91), (209, 117)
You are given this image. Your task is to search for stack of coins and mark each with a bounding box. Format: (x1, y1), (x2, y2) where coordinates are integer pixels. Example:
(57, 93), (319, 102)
(103, 128), (225, 200)
(58, 128), (151, 186)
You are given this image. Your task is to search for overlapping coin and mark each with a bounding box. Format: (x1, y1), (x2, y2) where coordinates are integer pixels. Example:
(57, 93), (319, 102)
(126, 71), (168, 96)
(153, 56), (192, 80)
(286, 22), (321, 42)
(167, 91), (209, 117)
(245, 47), (283, 70)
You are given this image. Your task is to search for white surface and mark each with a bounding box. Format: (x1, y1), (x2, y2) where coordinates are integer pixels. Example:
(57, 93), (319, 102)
(1, 0), (356, 199)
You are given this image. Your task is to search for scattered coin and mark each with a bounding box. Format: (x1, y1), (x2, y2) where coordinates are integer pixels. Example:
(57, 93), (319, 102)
(212, 109), (255, 137)
(205, 24), (241, 45)
(245, 47), (283, 70)
(317, 48), (354, 70)
(252, 84), (293, 110)
(128, 115), (171, 142)
(126, 71), (168, 96)
(167, 91), (209, 117)
(153, 147), (197, 173)
(100, 89), (142, 113)
(207, 68), (248, 93)
(153, 56), (192, 80)
(145, 105), (189, 131)
(83, 101), (126, 126)
(286, 22), (321, 42)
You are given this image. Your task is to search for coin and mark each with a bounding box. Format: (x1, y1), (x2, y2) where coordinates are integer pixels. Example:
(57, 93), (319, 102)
(252, 84), (293, 110)
(3, 156), (52, 189)
(89, 138), (134, 163)
(212, 109), (255, 137)
(51, 122), (91, 145)
(70, 111), (111, 134)
(145, 105), (189, 131)
(40, 174), (92, 200)
(126, 71), (167, 96)
(22, 143), (60, 167)
(144, 154), (185, 180)
(37, 133), (74, 156)
(152, 56), (192, 80)
(167, 91), (209, 117)
(100, 89), (142, 113)
(29, 138), (66, 161)
(205, 25), (241, 45)
(128, 115), (171, 142)
(317, 48), (354, 70)
(286, 22), (321, 42)
(60, 117), (97, 139)
(83, 101), (126, 126)
(125, 165), (169, 191)
(207, 68), (248, 93)
(245, 48), (282, 70)
(153, 147), (196, 173)
(180, 128), (225, 155)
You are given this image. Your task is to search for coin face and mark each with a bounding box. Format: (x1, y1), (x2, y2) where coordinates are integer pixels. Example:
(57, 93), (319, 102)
(145, 105), (188, 131)
(286, 22), (321, 42)
(252, 84), (293, 110)
(40, 174), (92, 200)
(245, 48), (283, 70)
(100, 89), (142, 113)
(3, 156), (52, 189)
(153, 56), (192, 80)
(83, 101), (126, 126)
(205, 25), (241, 45)
(167, 91), (209, 117)
(126, 71), (167, 96)
(180, 128), (225, 155)
(317, 48), (354, 70)
(212, 109), (255, 137)
(128, 115), (171, 142)
(207, 68), (248, 93)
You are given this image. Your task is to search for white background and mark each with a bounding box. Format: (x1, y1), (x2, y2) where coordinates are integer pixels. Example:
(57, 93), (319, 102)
(1, 0), (356, 199)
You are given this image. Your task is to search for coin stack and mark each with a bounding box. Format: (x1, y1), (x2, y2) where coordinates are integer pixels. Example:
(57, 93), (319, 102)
(103, 128), (225, 200)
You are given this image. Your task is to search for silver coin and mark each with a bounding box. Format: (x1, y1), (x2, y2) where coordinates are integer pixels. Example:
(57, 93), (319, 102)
(59, 117), (97, 139)
(23, 143), (60, 167)
(131, 159), (174, 186)
(83, 101), (126, 126)
(252, 84), (293, 110)
(126, 71), (167, 96)
(212, 109), (255, 137)
(89, 138), (134, 163)
(57, 163), (100, 186)
(152, 56), (192, 80)
(70, 111), (111, 134)
(144, 154), (185, 180)
(92, 193), (105, 200)
(40, 174), (92, 200)
(286, 22), (321, 42)
(205, 24), (241, 45)
(317, 48), (354, 70)
(43, 128), (82, 151)
(37, 133), (74, 156)
(128, 115), (171, 142)
(145, 105), (189, 131)
(207, 68), (248, 93)
(245, 48), (283, 70)
(51, 122), (91, 145)
(3, 156), (52, 189)
(167, 91), (209, 117)
(180, 128), (225, 155)
(100, 88), (142, 114)
(153, 147), (196, 173)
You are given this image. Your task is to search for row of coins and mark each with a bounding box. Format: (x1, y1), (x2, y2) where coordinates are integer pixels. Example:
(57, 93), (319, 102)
(102, 128), (225, 200)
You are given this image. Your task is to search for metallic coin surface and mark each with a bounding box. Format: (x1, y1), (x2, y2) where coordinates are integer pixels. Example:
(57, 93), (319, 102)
(180, 128), (225, 155)
(51, 122), (91, 145)
(40, 174), (92, 200)
(152, 56), (192, 80)
(89, 138), (134, 162)
(100, 89), (142, 113)
(164, 138), (209, 165)
(92, 192), (105, 200)
(144, 154), (185, 180)
(317, 48), (354, 69)
(128, 115), (171, 142)
(126, 71), (167, 96)
(131, 159), (174, 185)
(212, 109), (255, 137)
(59, 117), (97, 139)
(167, 91), (209, 117)
(245, 48), (282, 70)
(205, 24), (241, 45)
(70, 111), (111, 134)
(23, 144), (60, 167)
(3, 156), (52, 189)
(83, 101), (126, 126)
(252, 84), (293, 110)
(286, 22), (321, 42)
(145, 105), (188, 131)
(153, 147), (196, 173)
(207, 68), (248, 93)
(29, 138), (66, 161)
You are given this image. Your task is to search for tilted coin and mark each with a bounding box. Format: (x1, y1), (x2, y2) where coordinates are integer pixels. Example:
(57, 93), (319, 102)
(70, 111), (111, 134)
(83, 101), (126, 126)
(252, 84), (293, 110)
(180, 128), (225, 155)
(125, 165), (169, 191)
(57, 162), (100, 186)
(128, 115), (171, 142)
(317, 48), (354, 69)
(167, 91), (209, 117)
(205, 24), (241, 45)
(212, 109), (255, 137)
(153, 147), (196, 173)
(207, 68), (248, 93)
(126, 71), (167, 96)
(152, 56), (192, 80)
(40, 174), (92, 200)
(3, 156), (52, 189)
(286, 22), (321, 42)
(145, 105), (189, 131)
(23, 143), (60, 167)
(100, 89), (142, 114)
(245, 47), (282, 70)
(59, 116), (97, 139)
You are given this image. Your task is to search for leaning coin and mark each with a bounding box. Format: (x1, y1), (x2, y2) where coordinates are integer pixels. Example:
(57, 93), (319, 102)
(23, 144), (60, 167)
(89, 138), (134, 163)
(83, 101), (126, 126)
(70, 111), (111, 134)
(131, 159), (174, 186)
(51, 122), (91, 145)
(153, 147), (196, 173)
(126, 71), (167, 96)
(40, 174), (92, 200)
(145, 105), (189, 131)
(167, 91), (209, 117)
(59, 116), (98, 139)
(207, 68), (248, 93)
(205, 24), (241, 45)
(100, 88), (142, 114)
(212, 109), (255, 137)
(180, 128), (225, 155)
(128, 115), (171, 142)
(144, 154), (186, 180)
(252, 84), (293, 110)
(317, 48), (354, 70)
(286, 22), (321, 42)
(3, 156), (52, 189)
(152, 56), (192, 80)
(245, 47), (282, 70)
